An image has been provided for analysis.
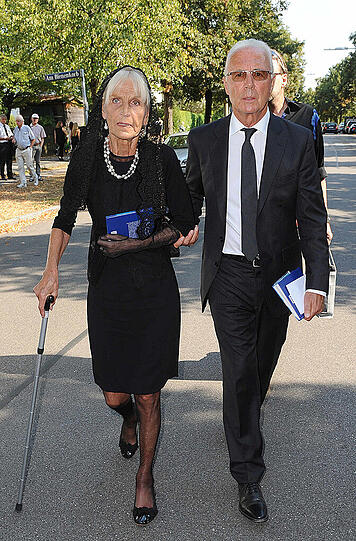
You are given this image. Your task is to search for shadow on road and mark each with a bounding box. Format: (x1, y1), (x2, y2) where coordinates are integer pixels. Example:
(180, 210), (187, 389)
(1, 354), (355, 540)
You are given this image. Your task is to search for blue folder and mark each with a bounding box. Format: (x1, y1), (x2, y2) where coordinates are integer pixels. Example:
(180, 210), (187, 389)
(106, 208), (153, 238)
(272, 267), (305, 321)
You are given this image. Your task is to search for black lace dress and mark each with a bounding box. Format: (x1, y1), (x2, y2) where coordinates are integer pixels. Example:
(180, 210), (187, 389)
(53, 144), (195, 394)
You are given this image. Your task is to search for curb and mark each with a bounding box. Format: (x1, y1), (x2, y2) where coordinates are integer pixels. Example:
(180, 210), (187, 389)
(0, 205), (59, 235)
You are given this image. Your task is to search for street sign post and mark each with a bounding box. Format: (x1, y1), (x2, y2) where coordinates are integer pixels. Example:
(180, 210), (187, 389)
(44, 69), (89, 124)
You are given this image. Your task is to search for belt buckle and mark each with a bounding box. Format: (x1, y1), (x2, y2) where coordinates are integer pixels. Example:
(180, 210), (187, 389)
(252, 255), (261, 268)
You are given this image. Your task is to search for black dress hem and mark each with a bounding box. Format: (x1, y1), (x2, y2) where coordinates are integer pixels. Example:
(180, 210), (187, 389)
(93, 374), (177, 395)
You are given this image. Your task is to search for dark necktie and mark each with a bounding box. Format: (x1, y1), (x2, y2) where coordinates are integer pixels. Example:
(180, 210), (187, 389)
(241, 128), (258, 261)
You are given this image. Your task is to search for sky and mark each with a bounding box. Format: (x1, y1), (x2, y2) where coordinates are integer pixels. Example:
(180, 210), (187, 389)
(282, 0), (355, 89)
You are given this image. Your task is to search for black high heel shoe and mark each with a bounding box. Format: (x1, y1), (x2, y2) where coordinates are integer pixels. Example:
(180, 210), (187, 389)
(119, 436), (138, 459)
(133, 486), (158, 525)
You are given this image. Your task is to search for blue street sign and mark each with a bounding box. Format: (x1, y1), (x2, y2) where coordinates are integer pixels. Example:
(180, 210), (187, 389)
(44, 70), (81, 81)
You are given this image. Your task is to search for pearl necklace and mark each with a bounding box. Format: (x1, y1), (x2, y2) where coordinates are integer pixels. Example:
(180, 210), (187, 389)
(103, 136), (139, 181)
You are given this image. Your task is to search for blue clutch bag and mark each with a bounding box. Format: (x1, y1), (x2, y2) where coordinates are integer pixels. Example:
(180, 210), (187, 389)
(106, 208), (153, 238)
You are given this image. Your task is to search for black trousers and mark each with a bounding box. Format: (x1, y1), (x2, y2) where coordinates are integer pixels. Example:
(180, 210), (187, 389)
(0, 143), (13, 178)
(208, 254), (289, 483)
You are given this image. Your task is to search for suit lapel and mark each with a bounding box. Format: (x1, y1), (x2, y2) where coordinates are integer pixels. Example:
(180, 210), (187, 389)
(258, 114), (286, 214)
(211, 114), (231, 223)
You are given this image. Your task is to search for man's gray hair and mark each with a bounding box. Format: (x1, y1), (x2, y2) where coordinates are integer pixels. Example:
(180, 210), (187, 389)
(225, 39), (273, 75)
(103, 67), (151, 110)
(15, 114), (24, 122)
(0, 113), (7, 119)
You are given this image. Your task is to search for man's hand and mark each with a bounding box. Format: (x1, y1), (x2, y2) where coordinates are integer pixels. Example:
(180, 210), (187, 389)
(304, 291), (324, 321)
(174, 225), (199, 248)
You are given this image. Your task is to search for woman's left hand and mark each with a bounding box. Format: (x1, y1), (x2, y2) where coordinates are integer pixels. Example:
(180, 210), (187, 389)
(97, 234), (139, 257)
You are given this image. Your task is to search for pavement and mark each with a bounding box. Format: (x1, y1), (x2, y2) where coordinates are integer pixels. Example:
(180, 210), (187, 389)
(0, 134), (355, 541)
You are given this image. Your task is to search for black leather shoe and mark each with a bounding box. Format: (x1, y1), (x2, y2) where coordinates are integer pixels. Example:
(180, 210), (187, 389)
(238, 482), (268, 523)
(119, 437), (138, 459)
(133, 487), (158, 525)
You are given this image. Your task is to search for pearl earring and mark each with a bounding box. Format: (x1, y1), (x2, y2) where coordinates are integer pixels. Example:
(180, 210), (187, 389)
(104, 120), (108, 130)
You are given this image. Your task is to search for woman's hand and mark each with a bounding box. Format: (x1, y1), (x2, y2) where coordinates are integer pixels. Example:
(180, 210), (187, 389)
(174, 225), (199, 248)
(97, 234), (147, 258)
(327, 221), (333, 244)
(33, 269), (58, 317)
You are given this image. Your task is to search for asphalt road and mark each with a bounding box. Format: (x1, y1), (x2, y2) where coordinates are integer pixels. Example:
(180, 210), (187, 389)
(0, 134), (355, 541)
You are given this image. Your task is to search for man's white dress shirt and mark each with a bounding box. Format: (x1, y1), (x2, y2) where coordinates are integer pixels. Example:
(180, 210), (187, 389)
(222, 109), (325, 297)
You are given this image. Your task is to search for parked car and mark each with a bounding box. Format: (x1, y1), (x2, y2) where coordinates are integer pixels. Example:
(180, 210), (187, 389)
(322, 122), (338, 134)
(345, 120), (356, 134)
(348, 123), (356, 134)
(338, 122), (345, 133)
(164, 132), (188, 175)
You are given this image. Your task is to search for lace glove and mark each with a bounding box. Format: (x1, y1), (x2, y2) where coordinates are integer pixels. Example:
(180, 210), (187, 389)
(97, 223), (181, 258)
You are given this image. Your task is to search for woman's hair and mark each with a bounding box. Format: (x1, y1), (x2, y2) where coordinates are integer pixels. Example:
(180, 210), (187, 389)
(271, 49), (288, 74)
(225, 39), (273, 74)
(71, 122), (79, 136)
(102, 66), (151, 111)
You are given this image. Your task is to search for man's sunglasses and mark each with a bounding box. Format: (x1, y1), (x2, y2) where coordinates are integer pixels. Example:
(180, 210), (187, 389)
(225, 70), (273, 82)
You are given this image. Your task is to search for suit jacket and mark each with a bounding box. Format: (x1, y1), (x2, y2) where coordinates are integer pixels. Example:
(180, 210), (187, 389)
(186, 113), (329, 314)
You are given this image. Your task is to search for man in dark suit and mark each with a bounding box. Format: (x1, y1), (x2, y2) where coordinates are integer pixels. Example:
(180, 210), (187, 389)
(186, 39), (329, 523)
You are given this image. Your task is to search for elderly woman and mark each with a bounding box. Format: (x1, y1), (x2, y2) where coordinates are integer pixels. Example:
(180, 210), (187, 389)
(34, 66), (197, 525)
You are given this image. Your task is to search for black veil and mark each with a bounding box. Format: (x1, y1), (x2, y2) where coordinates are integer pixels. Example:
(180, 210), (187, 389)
(63, 65), (167, 240)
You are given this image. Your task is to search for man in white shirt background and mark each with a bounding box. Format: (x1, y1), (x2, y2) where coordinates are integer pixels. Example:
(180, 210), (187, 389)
(12, 115), (38, 187)
(29, 113), (46, 182)
(0, 114), (14, 180)
(186, 39), (329, 523)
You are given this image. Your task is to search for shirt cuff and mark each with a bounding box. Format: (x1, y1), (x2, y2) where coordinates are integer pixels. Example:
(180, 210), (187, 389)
(305, 289), (326, 297)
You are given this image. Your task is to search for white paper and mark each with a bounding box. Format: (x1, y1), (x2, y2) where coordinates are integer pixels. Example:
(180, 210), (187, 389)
(286, 274), (306, 315)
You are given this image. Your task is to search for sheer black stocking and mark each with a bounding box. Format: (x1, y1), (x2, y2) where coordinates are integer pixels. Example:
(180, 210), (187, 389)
(104, 392), (137, 446)
(134, 391), (161, 508)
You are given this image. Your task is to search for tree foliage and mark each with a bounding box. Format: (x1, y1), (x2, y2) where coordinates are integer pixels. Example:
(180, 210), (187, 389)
(0, 0), (187, 111)
(1, 0), (305, 130)
(176, 0), (304, 123)
(301, 33), (356, 122)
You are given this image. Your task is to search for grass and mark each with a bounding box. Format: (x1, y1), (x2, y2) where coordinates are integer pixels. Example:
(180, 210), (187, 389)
(0, 163), (67, 234)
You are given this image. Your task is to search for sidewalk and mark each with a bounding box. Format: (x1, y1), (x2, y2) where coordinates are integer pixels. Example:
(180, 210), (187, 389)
(0, 210), (354, 541)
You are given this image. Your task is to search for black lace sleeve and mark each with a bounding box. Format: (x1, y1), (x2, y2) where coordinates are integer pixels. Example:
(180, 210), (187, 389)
(161, 145), (197, 235)
(52, 175), (80, 236)
(97, 220), (180, 258)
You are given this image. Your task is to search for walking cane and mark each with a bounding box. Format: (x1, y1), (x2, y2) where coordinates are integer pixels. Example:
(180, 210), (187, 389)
(15, 295), (55, 512)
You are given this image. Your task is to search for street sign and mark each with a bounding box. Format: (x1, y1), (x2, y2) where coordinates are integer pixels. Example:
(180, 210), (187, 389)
(44, 69), (88, 124)
(44, 70), (81, 82)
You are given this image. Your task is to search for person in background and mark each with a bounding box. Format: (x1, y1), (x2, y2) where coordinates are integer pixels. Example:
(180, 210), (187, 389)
(0, 114), (14, 180)
(54, 120), (67, 160)
(70, 122), (80, 152)
(67, 121), (74, 150)
(269, 49), (333, 243)
(30, 113), (46, 182)
(12, 115), (38, 187)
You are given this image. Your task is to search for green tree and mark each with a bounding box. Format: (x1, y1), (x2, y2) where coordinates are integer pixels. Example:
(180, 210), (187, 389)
(312, 32), (356, 121)
(178, 0), (304, 123)
(0, 0), (187, 115)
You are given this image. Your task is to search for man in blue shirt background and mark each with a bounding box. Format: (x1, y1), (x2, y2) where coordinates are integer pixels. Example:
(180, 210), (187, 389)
(12, 115), (38, 187)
